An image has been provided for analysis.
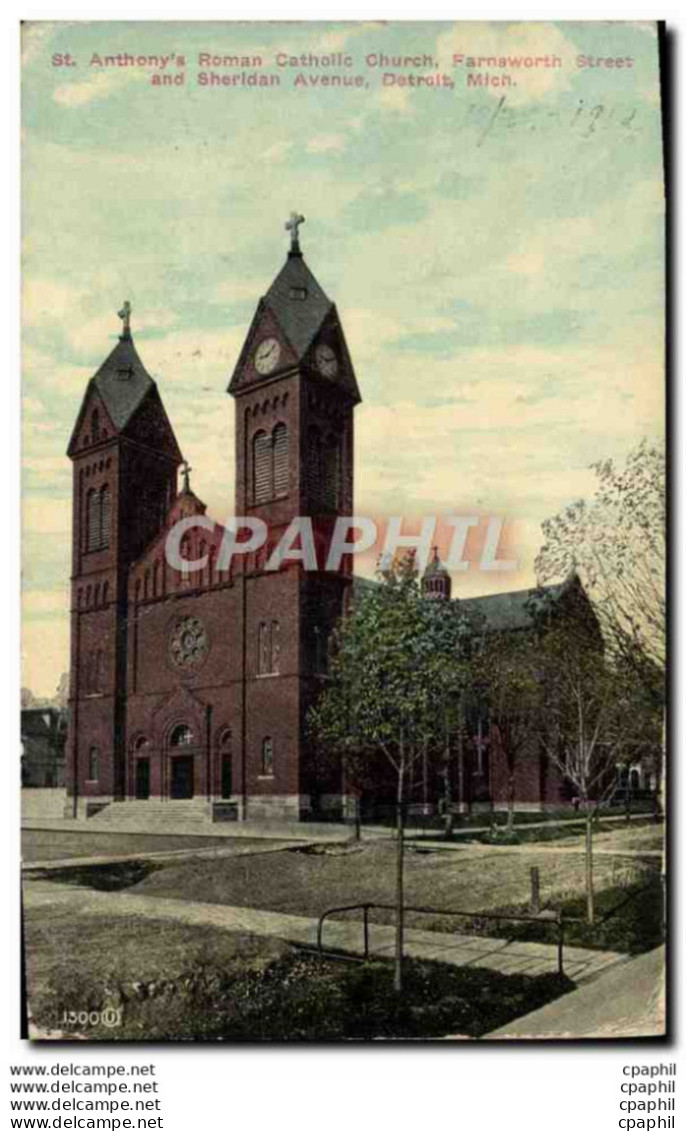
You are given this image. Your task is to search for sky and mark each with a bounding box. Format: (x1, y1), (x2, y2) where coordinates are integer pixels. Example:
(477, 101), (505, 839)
(21, 20), (665, 696)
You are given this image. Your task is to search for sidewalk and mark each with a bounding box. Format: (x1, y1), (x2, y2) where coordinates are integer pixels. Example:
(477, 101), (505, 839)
(22, 811), (657, 844)
(21, 817), (359, 842)
(23, 839), (303, 871)
(23, 879), (627, 985)
(486, 945), (665, 1039)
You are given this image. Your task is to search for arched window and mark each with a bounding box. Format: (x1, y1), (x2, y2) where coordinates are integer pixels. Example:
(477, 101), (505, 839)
(258, 622), (270, 675)
(88, 746), (99, 781)
(87, 489), (100, 551)
(261, 737), (274, 777)
(257, 621), (280, 675)
(85, 484), (111, 551)
(271, 621), (280, 674)
(253, 430), (271, 503)
(102, 581), (109, 606)
(219, 729), (232, 800)
(99, 486), (111, 548)
(307, 427), (322, 502)
(323, 440), (340, 510)
(273, 423), (289, 497)
(91, 409), (100, 442)
(252, 425), (290, 504)
(170, 724), (193, 748)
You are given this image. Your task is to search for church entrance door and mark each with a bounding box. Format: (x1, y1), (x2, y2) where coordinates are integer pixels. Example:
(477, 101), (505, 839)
(170, 756), (194, 800)
(135, 758), (150, 800)
(221, 757), (232, 799)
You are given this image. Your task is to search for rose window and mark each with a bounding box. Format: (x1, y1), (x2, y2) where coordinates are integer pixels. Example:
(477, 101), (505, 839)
(169, 616), (208, 670)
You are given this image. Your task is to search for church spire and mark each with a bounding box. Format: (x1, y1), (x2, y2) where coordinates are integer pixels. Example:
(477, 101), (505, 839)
(422, 546), (452, 601)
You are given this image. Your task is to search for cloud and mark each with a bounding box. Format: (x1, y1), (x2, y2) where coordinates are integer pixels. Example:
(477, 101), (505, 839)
(22, 615), (70, 699)
(21, 22), (57, 66)
(53, 68), (145, 109)
(23, 498), (71, 537)
(22, 588), (69, 617)
(306, 134), (346, 155)
(377, 83), (413, 114)
(261, 140), (293, 164)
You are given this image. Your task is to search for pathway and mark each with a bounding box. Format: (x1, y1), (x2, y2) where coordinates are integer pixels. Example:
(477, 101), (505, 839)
(23, 878), (627, 985)
(486, 945), (665, 1039)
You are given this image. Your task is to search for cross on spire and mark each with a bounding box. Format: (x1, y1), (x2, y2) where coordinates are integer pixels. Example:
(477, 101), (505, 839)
(180, 460), (192, 494)
(285, 211), (305, 256)
(118, 300), (132, 338)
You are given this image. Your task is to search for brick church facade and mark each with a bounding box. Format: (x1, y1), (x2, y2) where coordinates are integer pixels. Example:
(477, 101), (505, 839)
(66, 224), (359, 820)
(65, 226), (655, 823)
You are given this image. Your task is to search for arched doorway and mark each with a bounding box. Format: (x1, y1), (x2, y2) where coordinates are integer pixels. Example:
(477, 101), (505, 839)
(168, 723), (195, 799)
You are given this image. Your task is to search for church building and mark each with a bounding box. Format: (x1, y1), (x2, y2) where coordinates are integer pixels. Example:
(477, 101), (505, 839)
(65, 220), (656, 825)
(66, 217), (360, 821)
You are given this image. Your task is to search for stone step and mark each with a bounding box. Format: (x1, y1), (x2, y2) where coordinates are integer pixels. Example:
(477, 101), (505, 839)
(86, 801), (214, 827)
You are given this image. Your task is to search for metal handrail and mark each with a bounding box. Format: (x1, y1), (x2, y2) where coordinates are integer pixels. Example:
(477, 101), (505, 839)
(317, 901), (565, 979)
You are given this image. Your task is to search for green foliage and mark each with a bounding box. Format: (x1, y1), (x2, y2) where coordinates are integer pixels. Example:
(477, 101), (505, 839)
(309, 553), (475, 796)
(482, 827), (521, 846)
(32, 950), (572, 1041)
(471, 872), (664, 956)
(536, 439), (665, 703)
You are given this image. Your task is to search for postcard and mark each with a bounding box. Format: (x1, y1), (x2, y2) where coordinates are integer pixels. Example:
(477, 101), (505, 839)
(20, 20), (666, 1043)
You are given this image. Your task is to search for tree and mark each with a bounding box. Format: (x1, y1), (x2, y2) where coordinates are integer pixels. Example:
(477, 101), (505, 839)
(536, 613), (649, 923)
(308, 553), (471, 991)
(536, 440), (665, 700)
(419, 596), (475, 837)
(54, 672), (70, 711)
(535, 440), (666, 811)
(479, 627), (541, 831)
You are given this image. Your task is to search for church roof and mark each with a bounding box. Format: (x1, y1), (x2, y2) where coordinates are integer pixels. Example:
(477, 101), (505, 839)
(264, 252), (333, 359)
(91, 329), (155, 431)
(459, 575), (577, 632)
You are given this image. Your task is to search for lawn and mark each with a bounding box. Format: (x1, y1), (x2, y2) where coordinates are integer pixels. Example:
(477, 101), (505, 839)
(92, 838), (659, 932)
(25, 907), (572, 1041)
(21, 830), (277, 863)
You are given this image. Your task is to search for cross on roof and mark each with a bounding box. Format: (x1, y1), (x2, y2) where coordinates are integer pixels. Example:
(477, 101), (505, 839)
(118, 300), (132, 337)
(180, 459), (192, 493)
(285, 211), (305, 254)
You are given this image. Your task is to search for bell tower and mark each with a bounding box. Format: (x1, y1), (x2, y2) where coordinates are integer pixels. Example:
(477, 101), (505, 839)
(228, 216), (361, 818)
(66, 304), (182, 815)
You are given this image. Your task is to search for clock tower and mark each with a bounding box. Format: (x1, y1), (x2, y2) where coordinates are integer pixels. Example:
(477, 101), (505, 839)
(228, 215), (361, 819)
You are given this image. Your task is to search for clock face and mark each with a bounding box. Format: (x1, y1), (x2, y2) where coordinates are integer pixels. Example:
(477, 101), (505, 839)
(315, 343), (338, 377)
(254, 337), (281, 375)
